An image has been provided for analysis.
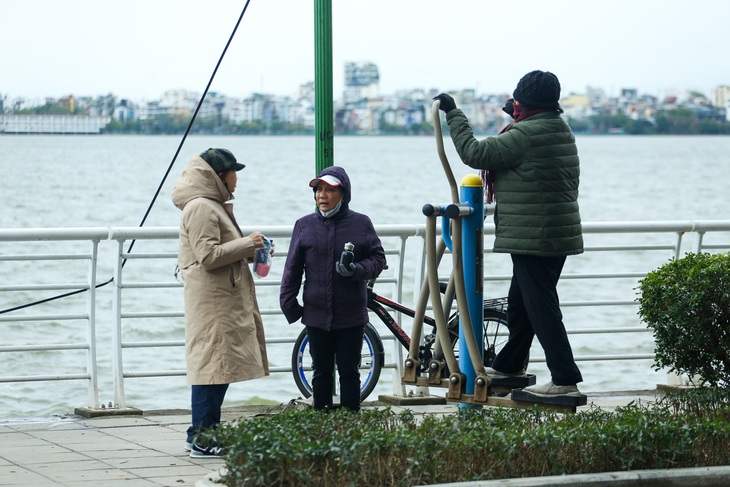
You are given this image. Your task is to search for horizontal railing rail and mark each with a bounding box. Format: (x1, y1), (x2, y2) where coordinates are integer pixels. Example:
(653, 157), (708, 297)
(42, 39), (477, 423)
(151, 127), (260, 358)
(1, 220), (729, 411)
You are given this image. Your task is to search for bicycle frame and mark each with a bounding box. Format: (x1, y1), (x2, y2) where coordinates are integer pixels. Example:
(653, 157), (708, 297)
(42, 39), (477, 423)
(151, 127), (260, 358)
(367, 282), (456, 350)
(368, 292), (430, 349)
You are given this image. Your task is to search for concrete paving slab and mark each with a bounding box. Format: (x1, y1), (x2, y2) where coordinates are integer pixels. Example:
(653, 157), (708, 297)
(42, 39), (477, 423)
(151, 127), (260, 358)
(87, 448), (161, 460)
(26, 459), (124, 473)
(39, 471), (141, 484)
(0, 432), (50, 447)
(63, 480), (157, 487)
(0, 466), (63, 485)
(26, 429), (111, 444)
(0, 445), (78, 464)
(124, 464), (216, 479)
(101, 454), (197, 469)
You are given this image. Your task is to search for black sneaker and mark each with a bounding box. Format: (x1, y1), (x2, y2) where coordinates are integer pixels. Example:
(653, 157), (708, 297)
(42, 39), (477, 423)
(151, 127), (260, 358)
(190, 441), (225, 458)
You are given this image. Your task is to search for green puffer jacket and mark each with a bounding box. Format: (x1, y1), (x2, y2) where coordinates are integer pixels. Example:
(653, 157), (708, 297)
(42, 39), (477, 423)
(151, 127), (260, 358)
(446, 109), (583, 257)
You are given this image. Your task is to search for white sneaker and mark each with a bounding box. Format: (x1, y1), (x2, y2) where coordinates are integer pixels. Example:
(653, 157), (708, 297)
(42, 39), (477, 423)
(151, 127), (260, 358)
(184, 441), (193, 452)
(485, 367), (527, 379)
(522, 380), (581, 397)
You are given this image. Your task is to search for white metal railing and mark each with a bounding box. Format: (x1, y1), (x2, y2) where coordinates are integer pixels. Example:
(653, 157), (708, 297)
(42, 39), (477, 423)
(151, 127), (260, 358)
(1, 221), (729, 410)
(0, 228), (107, 409)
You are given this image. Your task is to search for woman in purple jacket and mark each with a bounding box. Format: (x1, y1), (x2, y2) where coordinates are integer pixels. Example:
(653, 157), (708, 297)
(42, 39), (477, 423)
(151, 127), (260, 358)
(279, 166), (386, 411)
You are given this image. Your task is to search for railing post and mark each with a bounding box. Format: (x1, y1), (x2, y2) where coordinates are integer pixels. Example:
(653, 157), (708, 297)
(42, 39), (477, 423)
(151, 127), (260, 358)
(673, 232), (684, 259)
(111, 238), (126, 408)
(390, 236), (408, 397)
(85, 239), (100, 409)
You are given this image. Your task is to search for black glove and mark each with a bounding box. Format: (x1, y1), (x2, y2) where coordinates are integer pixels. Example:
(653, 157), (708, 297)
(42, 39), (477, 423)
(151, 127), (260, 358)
(335, 261), (356, 278)
(502, 98), (515, 119)
(433, 93), (456, 113)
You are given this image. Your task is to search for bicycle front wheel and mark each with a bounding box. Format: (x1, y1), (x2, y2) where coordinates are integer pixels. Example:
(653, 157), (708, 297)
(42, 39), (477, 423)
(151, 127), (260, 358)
(291, 322), (385, 402)
(447, 302), (527, 371)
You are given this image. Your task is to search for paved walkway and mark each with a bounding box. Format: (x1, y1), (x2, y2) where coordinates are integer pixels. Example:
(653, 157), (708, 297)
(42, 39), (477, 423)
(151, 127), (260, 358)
(0, 391), (664, 487)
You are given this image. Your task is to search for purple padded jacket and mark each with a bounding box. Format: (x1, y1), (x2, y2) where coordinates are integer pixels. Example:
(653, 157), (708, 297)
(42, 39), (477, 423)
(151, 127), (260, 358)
(279, 166), (386, 331)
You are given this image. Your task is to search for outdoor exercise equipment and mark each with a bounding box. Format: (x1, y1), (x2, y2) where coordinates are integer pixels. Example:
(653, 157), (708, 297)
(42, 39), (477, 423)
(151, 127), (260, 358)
(400, 100), (586, 412)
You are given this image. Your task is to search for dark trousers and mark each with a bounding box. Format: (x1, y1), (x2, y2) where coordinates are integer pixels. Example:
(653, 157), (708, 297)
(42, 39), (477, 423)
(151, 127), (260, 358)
(186, 383), (229, 443)
(492, 254), (583, 386)
(306, 325), (364, 411)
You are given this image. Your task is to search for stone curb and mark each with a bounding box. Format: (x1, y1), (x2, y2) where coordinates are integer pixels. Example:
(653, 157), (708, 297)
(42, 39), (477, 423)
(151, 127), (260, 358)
(422, 466), (730, 486)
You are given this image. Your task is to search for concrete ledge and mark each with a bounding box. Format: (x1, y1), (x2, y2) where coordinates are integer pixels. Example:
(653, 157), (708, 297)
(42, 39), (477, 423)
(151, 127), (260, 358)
(378, 394), (447, 406)
(74, 406), (143, 418)
(421, 466), (730, 486)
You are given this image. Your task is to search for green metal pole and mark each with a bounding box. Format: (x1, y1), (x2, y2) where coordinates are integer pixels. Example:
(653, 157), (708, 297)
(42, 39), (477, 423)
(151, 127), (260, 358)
(314, 0), (334, 174)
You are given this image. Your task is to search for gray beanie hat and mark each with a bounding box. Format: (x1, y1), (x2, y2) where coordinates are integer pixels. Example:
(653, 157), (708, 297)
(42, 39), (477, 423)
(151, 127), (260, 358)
(200, 148), (245, 173)
(512, 70), (561, 109)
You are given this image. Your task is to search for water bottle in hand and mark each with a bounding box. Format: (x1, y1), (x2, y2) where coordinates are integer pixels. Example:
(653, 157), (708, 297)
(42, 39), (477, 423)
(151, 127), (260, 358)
(254, 237), (272, 278)
(336, 242), (356, 278)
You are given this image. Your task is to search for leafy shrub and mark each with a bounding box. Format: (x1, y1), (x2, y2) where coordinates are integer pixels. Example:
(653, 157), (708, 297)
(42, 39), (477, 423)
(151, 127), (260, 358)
(637, 252), (730, 387)
(204, 394), (730, 486)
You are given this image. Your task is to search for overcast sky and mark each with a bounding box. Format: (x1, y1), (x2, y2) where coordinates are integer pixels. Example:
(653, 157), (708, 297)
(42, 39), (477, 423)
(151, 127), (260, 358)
(3, 0), (728, 102)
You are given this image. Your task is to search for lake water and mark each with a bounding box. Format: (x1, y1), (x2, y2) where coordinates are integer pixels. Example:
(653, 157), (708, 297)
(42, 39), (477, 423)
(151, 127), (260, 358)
(1, 134), (729, 418)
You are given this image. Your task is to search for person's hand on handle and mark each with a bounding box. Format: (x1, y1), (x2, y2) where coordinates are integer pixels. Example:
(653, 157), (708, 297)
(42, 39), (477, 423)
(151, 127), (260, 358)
(433, 93), (457, 113)
(502, 98), (515, 119)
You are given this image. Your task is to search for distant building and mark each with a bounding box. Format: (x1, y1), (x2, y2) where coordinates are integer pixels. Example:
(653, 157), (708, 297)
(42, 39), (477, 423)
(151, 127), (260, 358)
(114, 99), (135, 123)
(716, 85), (730, 121)
(343, 62), (380, 103)
(136, 100), (169, 120)
(561, 93), (593, 121)
(0, 114), (111, 134)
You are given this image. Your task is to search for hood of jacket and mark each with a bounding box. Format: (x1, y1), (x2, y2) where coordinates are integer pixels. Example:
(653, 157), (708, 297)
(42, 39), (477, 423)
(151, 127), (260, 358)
(312, 165), (352, 210)
(172, 155), (232, 210)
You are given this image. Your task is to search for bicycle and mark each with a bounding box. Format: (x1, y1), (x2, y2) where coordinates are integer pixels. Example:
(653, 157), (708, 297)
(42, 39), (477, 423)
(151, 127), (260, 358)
(291, 274), (511, 401)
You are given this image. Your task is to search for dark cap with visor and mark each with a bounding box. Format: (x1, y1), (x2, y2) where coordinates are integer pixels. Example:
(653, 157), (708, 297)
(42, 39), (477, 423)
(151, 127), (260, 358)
(200, 148), (245, 173)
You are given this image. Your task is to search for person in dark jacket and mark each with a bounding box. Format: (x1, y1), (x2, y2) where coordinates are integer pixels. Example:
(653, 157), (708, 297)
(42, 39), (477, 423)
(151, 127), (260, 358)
(279, 165), (386, 410)
(434, 70), (584, 398)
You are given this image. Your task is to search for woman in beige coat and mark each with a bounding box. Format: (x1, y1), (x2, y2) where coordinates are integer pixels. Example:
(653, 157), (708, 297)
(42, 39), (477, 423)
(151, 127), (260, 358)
(172, 148), (270, 458)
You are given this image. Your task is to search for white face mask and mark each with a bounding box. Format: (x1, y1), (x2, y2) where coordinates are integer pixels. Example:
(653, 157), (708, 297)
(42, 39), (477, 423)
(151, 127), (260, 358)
(320, 200), (342, 218)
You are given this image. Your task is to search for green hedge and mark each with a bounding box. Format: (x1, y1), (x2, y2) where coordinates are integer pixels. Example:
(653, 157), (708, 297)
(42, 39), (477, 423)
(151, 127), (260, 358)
(204, 389), (730, 486)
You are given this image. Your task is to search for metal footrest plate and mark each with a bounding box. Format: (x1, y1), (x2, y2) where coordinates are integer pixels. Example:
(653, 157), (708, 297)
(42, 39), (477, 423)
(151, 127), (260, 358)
(511, 388), (588, 407)
(490, 373), (537, 390)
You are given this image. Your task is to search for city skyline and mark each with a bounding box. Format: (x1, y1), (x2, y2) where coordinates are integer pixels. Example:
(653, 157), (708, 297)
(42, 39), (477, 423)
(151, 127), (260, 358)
(3, 75), (724, 109)
(2, 0), (729, 101)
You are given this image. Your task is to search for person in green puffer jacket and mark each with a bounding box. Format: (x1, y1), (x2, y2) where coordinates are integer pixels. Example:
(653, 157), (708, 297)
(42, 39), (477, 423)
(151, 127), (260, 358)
(434, 70), (584, 398)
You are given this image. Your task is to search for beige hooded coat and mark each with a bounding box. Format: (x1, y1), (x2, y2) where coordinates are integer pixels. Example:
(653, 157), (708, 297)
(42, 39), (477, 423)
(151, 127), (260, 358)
(172, 155), (269, 385)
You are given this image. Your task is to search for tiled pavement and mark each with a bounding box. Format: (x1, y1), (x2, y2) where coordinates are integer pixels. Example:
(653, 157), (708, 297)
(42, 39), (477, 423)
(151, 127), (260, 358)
(0, 411), (226, 486)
